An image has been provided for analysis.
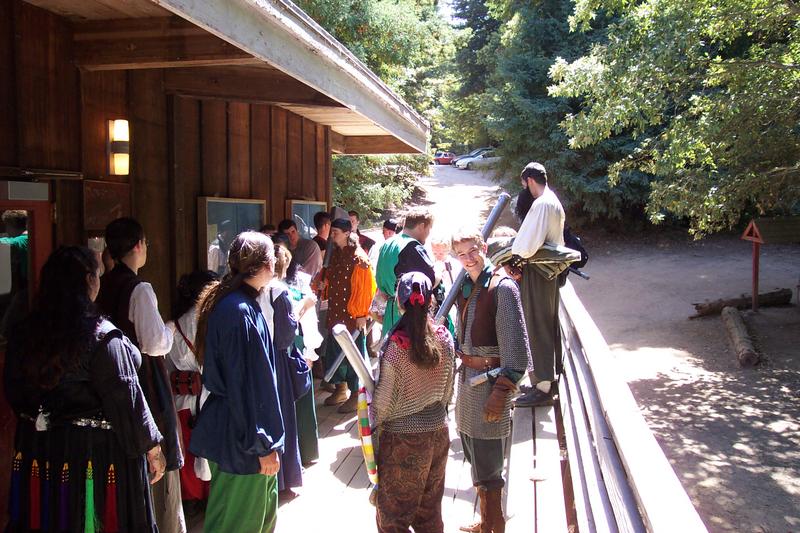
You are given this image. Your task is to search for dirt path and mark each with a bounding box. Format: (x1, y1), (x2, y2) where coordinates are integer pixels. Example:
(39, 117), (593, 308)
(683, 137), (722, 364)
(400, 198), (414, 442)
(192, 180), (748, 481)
(418, 165), (800, 532)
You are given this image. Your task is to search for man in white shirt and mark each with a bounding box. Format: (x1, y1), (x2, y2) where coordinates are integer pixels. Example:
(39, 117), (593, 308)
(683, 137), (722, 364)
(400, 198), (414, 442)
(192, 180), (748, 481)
(97, 217), (185, 533)
(511, 162), (565, 407)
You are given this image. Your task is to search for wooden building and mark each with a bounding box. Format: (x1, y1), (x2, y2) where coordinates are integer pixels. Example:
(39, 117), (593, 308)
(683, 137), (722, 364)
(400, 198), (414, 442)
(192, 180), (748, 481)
(0, 0), (428, 516)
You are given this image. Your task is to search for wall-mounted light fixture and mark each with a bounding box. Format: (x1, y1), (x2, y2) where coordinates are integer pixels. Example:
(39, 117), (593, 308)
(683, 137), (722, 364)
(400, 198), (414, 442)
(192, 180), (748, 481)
(108, 119), (129, 176)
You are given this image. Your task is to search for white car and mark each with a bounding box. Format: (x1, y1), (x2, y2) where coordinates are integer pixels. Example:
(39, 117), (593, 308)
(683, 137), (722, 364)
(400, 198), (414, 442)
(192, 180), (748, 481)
(456, 150), (501, 170)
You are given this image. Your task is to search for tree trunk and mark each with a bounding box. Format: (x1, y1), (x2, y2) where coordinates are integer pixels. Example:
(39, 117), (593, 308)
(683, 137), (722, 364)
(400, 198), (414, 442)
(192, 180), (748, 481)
(690, 288), (792, 318)
(720, 306), (760, 367)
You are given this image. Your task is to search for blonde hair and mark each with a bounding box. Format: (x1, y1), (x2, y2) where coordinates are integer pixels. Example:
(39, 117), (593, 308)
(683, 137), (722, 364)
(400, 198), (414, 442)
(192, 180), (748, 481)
(450, 228), (484, 251)
(195, 231), (275, 364)
(274, 243), (292, 280)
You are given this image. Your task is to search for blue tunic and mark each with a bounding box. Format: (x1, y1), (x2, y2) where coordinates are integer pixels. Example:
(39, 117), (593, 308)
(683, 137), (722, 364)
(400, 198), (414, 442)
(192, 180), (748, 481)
(269, 287), (304, 491)
(189, 287), (285, 475)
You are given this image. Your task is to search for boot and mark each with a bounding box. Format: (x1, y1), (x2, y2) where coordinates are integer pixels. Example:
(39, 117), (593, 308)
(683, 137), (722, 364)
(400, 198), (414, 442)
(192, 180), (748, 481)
(336, 393), (359, 414)
(324, 383), (348, 406)
(319, 380), (336, 393)
(459, 486), (487, 532)
(484, 488), (505, 533)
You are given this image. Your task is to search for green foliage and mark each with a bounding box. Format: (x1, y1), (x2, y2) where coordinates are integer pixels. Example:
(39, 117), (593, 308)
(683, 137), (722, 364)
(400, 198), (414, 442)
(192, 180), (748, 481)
(294, 0), (456, 145)
(332, 155), (430, 222)
(452, 0), (653, 223)
(550, 0), (800, 235)
(294, 0), (460, 201)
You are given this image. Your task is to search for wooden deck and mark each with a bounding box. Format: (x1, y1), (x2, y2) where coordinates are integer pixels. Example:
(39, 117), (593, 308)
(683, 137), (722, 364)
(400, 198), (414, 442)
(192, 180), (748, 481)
(189, 379), (554, 532)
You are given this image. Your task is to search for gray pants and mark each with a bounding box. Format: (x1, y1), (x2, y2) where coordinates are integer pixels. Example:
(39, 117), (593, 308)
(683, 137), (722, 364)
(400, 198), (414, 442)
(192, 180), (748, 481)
(521, 266), (562, 383)
(460, 433), (506, 490)
(151, 469), (186, 533)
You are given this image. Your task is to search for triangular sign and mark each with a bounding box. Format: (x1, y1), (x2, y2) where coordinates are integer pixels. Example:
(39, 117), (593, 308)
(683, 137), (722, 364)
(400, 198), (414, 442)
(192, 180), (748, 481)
(741, 220), (763, 243)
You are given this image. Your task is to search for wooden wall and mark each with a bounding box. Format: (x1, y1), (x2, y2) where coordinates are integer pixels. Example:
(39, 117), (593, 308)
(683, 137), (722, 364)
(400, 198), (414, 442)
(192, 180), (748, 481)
(0, 1), (333, 315)
(169, 96), (332, 286)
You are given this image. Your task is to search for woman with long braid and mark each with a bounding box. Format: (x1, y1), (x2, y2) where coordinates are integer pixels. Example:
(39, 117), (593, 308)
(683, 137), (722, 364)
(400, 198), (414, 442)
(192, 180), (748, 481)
(189, 232), (285, 533)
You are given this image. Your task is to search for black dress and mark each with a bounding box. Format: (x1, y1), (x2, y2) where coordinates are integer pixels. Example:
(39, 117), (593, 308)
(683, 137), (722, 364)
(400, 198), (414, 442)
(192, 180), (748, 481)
(4, 320), (162, 532)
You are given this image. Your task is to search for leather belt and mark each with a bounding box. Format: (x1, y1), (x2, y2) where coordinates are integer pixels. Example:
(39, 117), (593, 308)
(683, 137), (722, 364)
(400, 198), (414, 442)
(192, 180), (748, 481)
(457, 351), (501, 371)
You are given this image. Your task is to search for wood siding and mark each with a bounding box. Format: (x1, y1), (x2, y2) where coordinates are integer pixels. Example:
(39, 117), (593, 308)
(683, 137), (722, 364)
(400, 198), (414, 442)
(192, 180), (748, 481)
(167, 96), (331, 299)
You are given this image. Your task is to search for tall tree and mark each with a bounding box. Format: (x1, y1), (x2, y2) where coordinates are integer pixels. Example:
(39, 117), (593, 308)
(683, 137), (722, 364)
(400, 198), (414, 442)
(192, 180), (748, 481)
(550, 0), (800, 235)
(481, 0), (652, 222)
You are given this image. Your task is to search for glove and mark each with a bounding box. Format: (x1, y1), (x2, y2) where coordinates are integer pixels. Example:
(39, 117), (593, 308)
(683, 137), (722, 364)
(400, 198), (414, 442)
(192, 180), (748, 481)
(483, 375), (518, 422)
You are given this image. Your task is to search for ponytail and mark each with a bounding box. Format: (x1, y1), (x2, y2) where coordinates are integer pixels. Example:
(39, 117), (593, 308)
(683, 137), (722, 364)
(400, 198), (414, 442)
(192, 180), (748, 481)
(194, 231), (275, 364)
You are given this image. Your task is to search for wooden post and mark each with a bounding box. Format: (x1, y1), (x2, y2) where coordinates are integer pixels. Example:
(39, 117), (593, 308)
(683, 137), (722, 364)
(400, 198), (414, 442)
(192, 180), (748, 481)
(752, 241), (760, 312)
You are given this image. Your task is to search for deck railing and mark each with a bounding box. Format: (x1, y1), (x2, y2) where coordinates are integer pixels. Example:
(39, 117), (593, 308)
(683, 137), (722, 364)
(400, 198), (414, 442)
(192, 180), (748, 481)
(557, 281), (707, 532)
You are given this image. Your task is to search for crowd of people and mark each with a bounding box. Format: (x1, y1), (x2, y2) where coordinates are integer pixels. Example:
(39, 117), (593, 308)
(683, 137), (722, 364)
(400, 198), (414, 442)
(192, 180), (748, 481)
(2, 160), (571, 532)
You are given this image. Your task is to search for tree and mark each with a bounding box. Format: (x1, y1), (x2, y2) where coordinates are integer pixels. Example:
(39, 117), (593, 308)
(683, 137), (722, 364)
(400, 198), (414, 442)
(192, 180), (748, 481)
(294, 0), (451, 220)
(476, 0), (652, 223)
(550, 0), (800, 235)
(440, 0), (503, 148)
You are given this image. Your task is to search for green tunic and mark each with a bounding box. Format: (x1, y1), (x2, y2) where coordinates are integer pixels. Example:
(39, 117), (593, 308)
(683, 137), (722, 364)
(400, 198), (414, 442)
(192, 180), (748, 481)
(375, 233), (418, 339)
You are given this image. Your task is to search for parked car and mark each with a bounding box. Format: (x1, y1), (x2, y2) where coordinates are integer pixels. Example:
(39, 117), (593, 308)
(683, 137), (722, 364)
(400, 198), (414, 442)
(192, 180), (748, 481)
(433, 151), (456, 165)
(451, 147), (492, 166)
(456, 150), (500, 170)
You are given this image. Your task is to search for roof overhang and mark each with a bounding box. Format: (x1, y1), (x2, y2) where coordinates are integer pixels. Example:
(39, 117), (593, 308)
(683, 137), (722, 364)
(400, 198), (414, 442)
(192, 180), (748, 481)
(154, 0), (428, 153)
(27, 0), (430, 154)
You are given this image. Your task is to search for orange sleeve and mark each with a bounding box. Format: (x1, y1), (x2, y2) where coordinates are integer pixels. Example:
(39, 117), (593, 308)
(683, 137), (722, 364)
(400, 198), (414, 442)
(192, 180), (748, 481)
(348, 261), (377, 318)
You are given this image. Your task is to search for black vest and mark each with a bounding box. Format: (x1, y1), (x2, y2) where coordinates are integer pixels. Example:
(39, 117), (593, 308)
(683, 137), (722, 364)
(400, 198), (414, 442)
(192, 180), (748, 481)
(97, 264), (184, 470)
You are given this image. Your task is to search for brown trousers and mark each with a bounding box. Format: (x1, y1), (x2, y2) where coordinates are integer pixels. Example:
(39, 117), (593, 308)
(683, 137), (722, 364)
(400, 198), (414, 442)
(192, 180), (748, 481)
(376, 427), (450, 533)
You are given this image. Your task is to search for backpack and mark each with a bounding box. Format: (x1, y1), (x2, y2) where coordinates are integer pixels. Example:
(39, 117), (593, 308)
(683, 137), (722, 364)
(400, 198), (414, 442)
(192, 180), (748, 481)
(558, 226), (589, 286)
(563, 226), (588, 269)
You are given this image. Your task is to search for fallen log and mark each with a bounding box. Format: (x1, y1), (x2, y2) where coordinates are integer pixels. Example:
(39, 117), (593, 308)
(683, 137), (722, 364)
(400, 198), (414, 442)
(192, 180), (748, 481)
(720, 306), (760, 367)
(689, 288), (792, 319)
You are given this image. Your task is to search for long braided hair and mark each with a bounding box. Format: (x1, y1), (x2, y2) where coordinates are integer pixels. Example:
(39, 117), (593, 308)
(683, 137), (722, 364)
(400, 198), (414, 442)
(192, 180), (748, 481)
(194, 231), (275, 364)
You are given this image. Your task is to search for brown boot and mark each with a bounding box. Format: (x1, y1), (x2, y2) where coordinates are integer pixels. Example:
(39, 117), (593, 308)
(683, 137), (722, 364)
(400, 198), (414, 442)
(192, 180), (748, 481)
(319, 380), (336, 393)
(460, 486), (487, 532)
(324, 383), (348, 406)
(336, 393), (359, 413)
(484, 488), (505, 533)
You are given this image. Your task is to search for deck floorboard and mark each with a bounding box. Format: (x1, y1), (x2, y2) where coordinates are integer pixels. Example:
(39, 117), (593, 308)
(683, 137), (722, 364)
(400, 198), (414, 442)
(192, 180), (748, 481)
(189, 381), (545, 532)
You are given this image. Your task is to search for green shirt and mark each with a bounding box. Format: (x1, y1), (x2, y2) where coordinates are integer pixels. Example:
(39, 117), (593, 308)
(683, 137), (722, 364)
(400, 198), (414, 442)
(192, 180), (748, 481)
(0, 233), (29, 284)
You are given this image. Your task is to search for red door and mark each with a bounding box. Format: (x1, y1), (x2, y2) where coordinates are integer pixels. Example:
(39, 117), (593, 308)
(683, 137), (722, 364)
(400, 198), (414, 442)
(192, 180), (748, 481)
(0, 196), (53, 521)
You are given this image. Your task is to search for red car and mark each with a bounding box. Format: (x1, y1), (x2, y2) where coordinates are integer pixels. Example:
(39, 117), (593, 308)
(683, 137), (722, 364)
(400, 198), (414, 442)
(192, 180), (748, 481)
(433, 151), (455, 165)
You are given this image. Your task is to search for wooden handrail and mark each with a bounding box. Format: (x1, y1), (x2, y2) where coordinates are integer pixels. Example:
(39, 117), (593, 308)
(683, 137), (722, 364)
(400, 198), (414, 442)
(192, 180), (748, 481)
(559, 281), (707, 532)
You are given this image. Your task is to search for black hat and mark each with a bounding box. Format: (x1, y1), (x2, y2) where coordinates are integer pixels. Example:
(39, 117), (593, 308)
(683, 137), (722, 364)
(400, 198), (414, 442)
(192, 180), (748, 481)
(383, 218), (400, 232)
(331, 218), (352, 232)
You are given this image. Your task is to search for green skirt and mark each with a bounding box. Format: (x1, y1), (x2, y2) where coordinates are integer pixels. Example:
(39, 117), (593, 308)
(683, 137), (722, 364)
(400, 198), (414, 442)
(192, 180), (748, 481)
(295, 379), (319, 465)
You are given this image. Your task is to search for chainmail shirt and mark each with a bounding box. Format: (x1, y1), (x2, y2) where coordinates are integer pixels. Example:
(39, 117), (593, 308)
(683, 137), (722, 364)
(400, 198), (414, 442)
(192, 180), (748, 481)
(455, 276), (532, 439)
(372, 325), (455, 434)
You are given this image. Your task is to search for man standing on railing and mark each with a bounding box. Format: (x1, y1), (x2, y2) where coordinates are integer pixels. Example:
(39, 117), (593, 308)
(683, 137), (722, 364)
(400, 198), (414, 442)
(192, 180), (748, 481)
(452, 229), (531, 533)
(511, 162), (565, 407)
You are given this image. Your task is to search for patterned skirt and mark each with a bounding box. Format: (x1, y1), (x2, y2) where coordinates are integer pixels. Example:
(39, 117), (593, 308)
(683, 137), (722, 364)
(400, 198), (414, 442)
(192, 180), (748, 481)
(375, 427), (449, 533)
